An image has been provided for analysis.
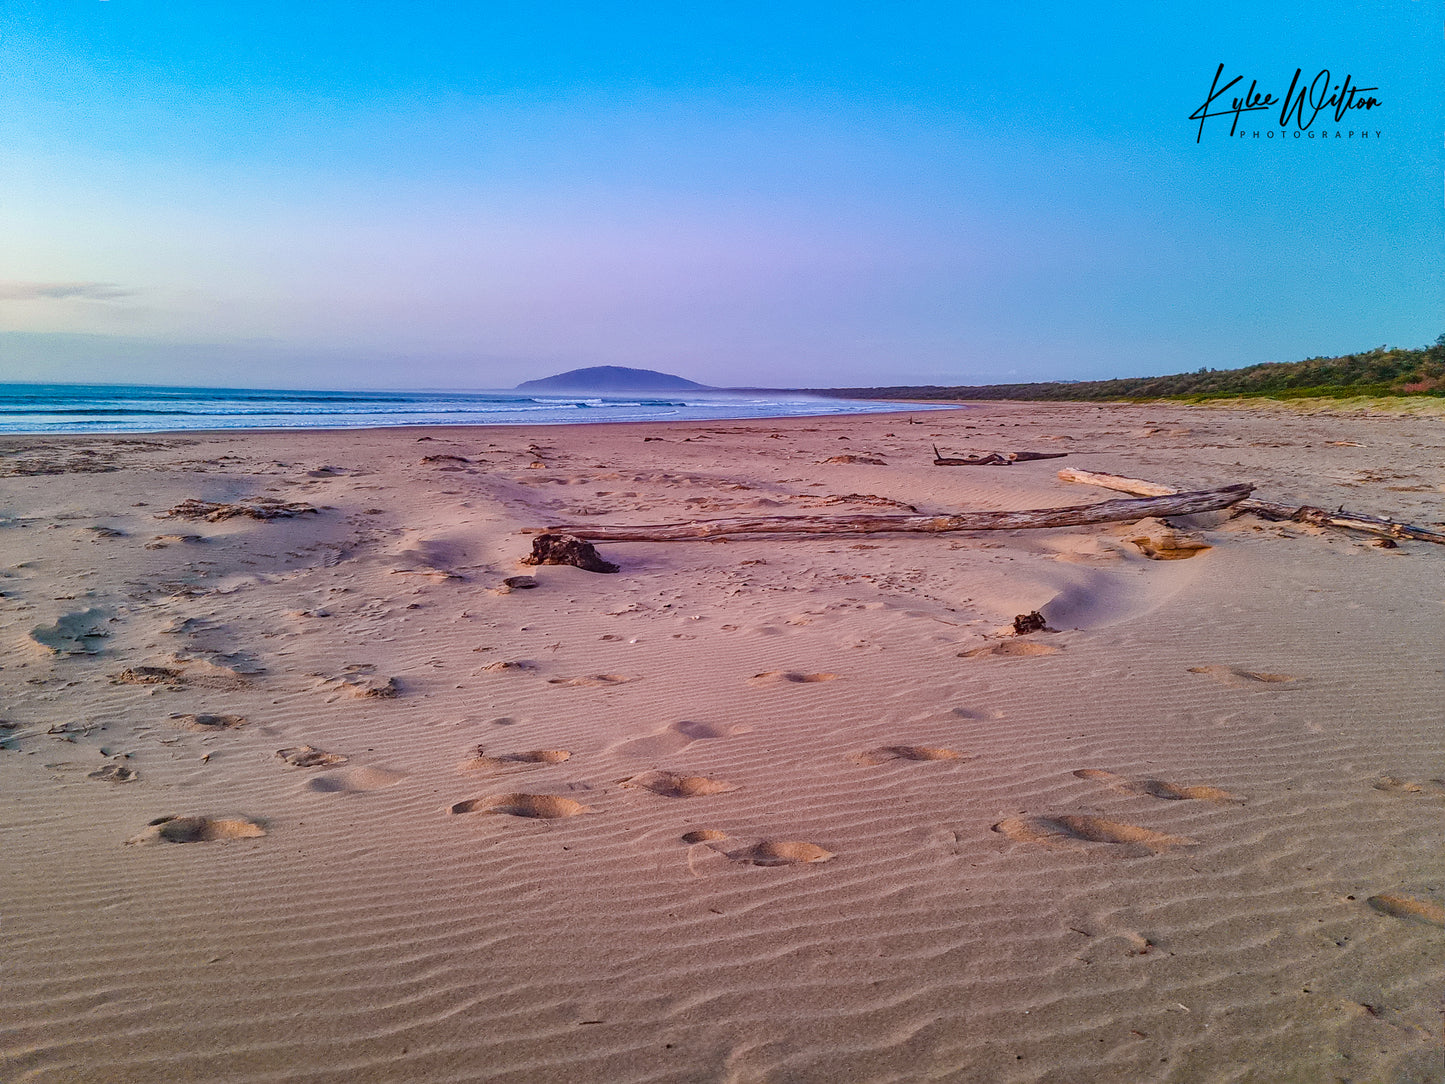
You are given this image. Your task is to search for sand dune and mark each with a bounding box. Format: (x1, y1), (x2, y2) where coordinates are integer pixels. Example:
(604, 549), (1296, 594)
(0, 401), (1441, 1082)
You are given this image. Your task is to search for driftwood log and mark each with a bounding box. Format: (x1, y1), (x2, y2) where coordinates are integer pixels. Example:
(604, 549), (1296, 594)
(932, 446), (1069, 466)
(1058, 468), (1445, 545)
(544, 484), (1253, 542)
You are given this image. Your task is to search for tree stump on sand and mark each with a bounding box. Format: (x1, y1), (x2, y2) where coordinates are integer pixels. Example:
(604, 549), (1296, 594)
(1013, 611), (1048, 635)
(521, 533), (619, 574)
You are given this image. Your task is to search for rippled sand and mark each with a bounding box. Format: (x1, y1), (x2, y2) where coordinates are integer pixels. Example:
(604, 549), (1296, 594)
(2, 402), (1441, 1082)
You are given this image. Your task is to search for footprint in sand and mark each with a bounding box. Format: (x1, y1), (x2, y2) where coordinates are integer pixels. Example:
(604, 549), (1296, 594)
(849, 745), (970, 766)
(1073, 769), (1243, 804)
(159, 615), (218, 637)
(315, 667), (401, 699)
(449, 793), (592, 819)
(304, 766), (406, 793)
(87, 763), (138, 783)
(168, 656), (257, 690)
(619, 770), (738, 798)
(681, 829), (730, 844)
(1187, 665), (1296, 687)
(992, 814), (1194, 853)
(110, 665), (185, 686)
(480, 660), (539, 674)
(277, 745), (350, 769)
(145, 533), (206, 550)
(1365, 893), (1445, 927)
(747, 670), (838, 686)
(681, 830), (834, 866)
(960, 641), (1061, 658)
(608, 720), (747, 759)
(459, 748), (571, 772)
(1372, 775), (1445, 797)
(167, 713), (246, 732)
(126, 815), (265, 845)
(730, 840), (835, 866)
(547, 674), (635, 687)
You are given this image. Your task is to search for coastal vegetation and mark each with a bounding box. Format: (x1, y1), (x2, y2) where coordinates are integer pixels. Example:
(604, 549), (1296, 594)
(821, 340), (1445, 402)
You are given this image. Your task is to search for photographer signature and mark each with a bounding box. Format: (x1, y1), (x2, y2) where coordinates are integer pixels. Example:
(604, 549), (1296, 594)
(1190, 63), (1380, 142)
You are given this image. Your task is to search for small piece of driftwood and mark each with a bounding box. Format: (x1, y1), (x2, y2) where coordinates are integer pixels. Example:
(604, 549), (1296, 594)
(1058, 468), (1445, 545)
(544, 485), (1253, 542)
(520, 533), (620, 572)
(1056, 469), (1178, 497)
(932, 446), (1069, 466)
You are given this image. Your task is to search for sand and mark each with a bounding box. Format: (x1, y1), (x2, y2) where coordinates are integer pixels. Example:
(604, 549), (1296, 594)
(0, 401), (1441, 1083)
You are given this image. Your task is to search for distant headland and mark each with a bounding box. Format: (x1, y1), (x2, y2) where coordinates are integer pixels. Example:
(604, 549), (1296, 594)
(516, 366), (712, 394)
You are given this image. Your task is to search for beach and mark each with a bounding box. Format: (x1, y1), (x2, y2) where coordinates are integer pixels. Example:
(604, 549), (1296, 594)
(1, 400), (1441, 1083)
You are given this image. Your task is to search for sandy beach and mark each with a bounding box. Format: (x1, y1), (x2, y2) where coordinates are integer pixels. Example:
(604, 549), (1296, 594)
(1, 400), (1441, 1084)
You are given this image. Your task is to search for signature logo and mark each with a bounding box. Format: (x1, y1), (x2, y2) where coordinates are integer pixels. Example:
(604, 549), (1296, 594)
(1190, 63), (1381, 142)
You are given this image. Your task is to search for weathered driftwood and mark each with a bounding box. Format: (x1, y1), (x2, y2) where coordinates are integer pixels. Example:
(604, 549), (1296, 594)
(1058, 468), (1445, 545)
(932, 446), (1069, 466)
(1056, 469), (1177, 497)
(544, 485), (1254, 542)
(161, 497), (318, 521)
(934, 448), (1009, 466)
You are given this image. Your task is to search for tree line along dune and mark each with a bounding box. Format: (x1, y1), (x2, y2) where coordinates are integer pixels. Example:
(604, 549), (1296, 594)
(821, 340), (1445, 403)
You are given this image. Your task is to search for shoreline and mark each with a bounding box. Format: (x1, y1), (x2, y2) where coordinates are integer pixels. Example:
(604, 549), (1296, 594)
(0, 406), (966, 443)
(4, 390), (1440, 441)
(2, 400), (1440, 1083)
(0, 384), (957, 438)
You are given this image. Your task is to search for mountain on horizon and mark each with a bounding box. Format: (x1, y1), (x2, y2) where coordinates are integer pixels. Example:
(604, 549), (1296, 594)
(515, 365), (711, 393)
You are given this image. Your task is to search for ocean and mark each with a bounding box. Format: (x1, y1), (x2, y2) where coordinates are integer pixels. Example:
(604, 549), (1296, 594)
(0, 383), (947, 435)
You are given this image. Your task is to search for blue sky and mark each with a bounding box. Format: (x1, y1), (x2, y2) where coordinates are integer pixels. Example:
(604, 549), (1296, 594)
(1, 2), (1440, 389)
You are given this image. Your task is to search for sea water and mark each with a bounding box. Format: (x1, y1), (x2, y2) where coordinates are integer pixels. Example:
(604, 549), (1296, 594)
(0, 383), (948, 434)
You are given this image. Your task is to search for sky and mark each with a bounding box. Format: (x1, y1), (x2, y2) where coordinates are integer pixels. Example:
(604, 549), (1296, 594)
(1, 1), (1441, 390)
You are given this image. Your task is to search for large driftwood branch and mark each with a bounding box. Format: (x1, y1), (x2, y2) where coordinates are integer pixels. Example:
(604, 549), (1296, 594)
(1058, 468), (1445, 545)
(545, 485), (1253, 542)
(932, 446), (1068, 466)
